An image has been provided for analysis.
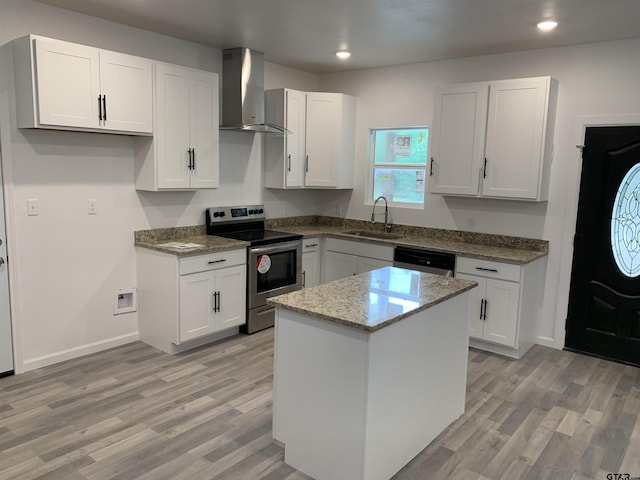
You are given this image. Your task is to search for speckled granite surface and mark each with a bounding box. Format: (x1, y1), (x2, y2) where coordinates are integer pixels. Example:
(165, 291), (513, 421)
(268, 266), (477, 332)
(135, 216), (548, 263)
(134, 226), (247, 256)
(267, 216), (548, 264)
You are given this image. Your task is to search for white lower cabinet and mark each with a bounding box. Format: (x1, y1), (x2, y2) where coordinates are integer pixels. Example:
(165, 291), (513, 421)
(137, 247), (246, 354)
(456, 255), (546, 358)
(179, 263), (245, 342)
(301, 238), (321, 288)
(322, 238), (393, 282)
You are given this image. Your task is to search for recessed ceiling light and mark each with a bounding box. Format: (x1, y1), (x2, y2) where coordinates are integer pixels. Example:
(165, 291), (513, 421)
(336, 50), (351, 59)
(537, 20), (558, 32)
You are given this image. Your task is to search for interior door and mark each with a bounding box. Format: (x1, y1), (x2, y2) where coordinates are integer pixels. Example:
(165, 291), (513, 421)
(565, 126), (640, 366)
(0, 138), (13, 376)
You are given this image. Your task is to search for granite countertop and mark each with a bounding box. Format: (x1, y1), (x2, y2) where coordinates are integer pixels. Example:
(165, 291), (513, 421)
(134, 226), (248, 256)
(268, 266), (477, 332)
(271, 225), (547, 264)
(134, 216), (549, 263)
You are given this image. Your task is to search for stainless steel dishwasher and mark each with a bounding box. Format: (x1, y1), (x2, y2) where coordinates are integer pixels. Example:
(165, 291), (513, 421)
(393, 246), (456, 276)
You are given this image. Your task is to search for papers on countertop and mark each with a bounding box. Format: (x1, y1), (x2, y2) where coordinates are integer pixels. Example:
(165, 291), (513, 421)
(158, 242), (204, 249)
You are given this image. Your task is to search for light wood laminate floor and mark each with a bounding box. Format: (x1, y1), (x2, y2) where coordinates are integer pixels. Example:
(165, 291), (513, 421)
(1, 330), (639, 479)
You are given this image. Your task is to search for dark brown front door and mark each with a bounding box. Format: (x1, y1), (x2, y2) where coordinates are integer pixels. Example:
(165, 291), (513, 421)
(565, 126), (640, 366)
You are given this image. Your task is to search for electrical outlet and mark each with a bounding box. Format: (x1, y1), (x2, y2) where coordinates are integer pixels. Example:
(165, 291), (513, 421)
(88, 199), (97, 215)
(27, 199), (39, 216)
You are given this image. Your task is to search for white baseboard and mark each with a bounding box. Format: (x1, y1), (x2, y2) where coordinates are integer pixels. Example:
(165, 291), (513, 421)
(535, 336), (557, 349)
(20, 332), (139, 373)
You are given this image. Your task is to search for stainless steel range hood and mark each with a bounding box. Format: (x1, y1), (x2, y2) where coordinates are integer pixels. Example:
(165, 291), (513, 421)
(220, 47), (289, 134)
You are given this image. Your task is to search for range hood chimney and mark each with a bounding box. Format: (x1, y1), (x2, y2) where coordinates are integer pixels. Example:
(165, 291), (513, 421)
(220, 47), (288, 134)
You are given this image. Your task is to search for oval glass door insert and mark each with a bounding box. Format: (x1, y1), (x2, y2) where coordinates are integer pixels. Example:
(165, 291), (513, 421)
(611, 162), (640, 277)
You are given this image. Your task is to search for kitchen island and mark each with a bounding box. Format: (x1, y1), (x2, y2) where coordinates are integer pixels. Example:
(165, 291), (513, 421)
(268, 267), (477, 480)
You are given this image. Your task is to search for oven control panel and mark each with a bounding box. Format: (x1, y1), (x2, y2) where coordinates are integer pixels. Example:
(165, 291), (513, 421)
(206, 205), (266, 224)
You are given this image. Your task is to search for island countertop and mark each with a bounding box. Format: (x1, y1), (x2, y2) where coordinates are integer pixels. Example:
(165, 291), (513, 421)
(268, 266), (477, 332)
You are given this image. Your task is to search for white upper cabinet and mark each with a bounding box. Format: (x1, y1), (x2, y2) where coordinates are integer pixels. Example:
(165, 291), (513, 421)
(264, 88), (306, 188)
(134, 63), (219, 191)
(429, 82), (488, 196)
(264, 89), (356, 189)
(13, 35), (152, 135)
(429, 76), (557, 201)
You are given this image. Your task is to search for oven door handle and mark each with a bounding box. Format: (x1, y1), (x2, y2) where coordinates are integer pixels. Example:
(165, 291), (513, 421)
(249, 241), (301, 255)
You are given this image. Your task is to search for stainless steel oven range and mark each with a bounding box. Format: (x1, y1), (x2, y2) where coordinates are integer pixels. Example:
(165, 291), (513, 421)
(206, 205), (302, 334)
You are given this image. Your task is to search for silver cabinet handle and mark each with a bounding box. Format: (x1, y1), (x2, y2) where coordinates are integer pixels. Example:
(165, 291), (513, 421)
(208, 259), (227, 264)
(302, 270), (306, 288)
(305, 155), (309, 172)
(304, 243), (318, 248)
(287, 154), (292, 172)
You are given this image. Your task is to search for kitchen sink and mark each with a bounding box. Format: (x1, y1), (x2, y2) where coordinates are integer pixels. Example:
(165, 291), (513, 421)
(343, 230), (404, 240)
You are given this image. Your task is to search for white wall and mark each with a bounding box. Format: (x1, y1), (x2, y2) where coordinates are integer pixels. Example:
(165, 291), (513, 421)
(316, 39), (640, 348)
(0, 0), (320, 372)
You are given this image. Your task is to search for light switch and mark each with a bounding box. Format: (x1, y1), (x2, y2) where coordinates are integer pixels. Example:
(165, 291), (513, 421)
(27, 199), (39, 216)
(88, 199), (97, 215)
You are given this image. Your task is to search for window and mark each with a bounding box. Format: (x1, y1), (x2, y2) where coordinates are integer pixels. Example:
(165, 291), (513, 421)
(369, 127), (428, 207)
(611, 162), (640, 277)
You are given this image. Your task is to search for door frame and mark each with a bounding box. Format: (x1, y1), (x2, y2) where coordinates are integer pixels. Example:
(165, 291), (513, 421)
(554, 114), (640, 349)
(0, 89), (22, 373)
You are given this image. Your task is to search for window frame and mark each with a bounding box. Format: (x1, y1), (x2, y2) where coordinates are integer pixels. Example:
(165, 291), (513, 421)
(366, 126), (429, 209)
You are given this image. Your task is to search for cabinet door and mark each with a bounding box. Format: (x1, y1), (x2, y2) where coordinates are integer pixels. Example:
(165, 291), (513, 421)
(99, 51), (152, 134)
(305, 93), (340, 187)
(214, 265), (246, 331)
(323, 251), (357, 282)
(155, 64), (191, 189)
(356, 257), (392, 274)
(429, 83), (488, 196)
(456, 273), (486, 339)
(179, 271), (216, 342)
(34, 37), (101, 129)
(189, 71), (219, 188)
(302, 249), (320, 288)
(482, 77), (549, 200)
(285, 89), (306, 187)
(483, 278), (520, 347)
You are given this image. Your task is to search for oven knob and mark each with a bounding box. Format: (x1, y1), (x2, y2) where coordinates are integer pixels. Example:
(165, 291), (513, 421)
(258, 208), (264, 214)
(248, 209), (254, 214)
(213, 211), (220, 217)
(219, 212), (225, 217)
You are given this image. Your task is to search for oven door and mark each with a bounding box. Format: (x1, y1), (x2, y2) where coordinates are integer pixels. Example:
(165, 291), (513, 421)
(248, 240), (302, 309)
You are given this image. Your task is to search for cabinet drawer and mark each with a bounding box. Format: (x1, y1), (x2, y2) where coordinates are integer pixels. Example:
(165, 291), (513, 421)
(302, 237), (320, 251)
(179, 249), (246, 275)
(456, 256), (521, 282)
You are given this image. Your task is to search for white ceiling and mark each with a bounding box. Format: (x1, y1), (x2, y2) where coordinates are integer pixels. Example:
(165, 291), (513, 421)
(35, 0), (640, 74)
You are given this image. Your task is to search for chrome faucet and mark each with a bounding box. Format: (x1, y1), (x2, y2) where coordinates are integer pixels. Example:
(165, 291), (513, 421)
(371, 196), (392, 232)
